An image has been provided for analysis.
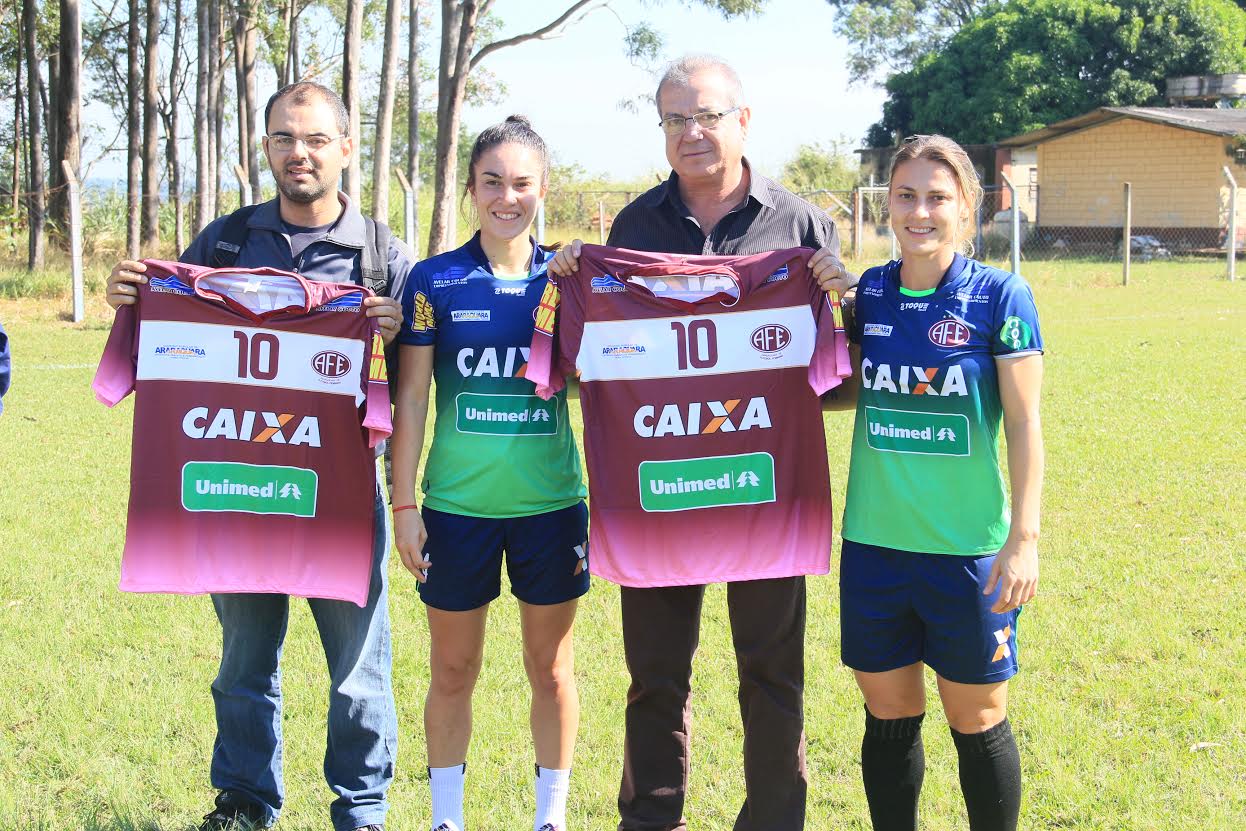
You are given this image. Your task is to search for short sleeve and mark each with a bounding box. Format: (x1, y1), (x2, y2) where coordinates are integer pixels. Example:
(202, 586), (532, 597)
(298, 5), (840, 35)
(361, 320), (394, 447)
(93, 305), (139, 406)
(802, 254), (853, 394)
(525, 277), (569, 399)
(991, 274), (1044, 357)
(398, 262), (437, 347)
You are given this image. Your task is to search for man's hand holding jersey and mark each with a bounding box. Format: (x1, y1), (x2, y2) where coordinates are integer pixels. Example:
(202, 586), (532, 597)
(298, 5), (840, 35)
(105, 258), (403, 345)
(549, 238), (854, 296)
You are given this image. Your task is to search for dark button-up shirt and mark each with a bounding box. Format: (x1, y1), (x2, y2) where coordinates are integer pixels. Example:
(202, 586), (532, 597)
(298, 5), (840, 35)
(607, 161), (844, 258)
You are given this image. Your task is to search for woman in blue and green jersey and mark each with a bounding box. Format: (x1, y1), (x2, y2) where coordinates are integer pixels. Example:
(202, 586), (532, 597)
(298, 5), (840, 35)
(838, 135), (1044, 831)
(390, 116), (587, 831)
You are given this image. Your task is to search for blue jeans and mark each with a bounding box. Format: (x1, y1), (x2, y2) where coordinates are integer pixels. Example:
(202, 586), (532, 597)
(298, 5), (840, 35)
(210, 495), (396, 831)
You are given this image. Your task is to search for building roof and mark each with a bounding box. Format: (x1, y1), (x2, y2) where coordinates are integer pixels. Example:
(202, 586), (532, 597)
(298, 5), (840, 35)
(999, 107), (1246, 147)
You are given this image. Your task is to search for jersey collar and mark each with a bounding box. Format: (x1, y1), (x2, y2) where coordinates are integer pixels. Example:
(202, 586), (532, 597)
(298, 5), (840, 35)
(464, 231), (548, 277)
(889, 252), (970, 297)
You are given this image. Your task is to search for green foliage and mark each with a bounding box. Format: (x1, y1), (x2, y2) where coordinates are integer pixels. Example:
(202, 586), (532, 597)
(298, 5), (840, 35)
(826, 0), (990, 82)
(868, 0), (1246, 146)
(780, 140), (861, 193)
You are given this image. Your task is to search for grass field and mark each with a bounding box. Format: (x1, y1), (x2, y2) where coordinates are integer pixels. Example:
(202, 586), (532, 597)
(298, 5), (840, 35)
(1, 256), (1244, 830)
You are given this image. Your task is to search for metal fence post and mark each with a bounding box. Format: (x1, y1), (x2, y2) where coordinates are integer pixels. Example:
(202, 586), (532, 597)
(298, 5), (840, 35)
(853, 187), (863, 260)
(1001, 173), (1020, 277)
(1122, 182), (1132, 286)
(1223, 166), (1238, 282)
(233, 164), (252, 208)
(598, 200), (606, 245)
(62, 160), (84, 323)
(394, 169), (417, 254)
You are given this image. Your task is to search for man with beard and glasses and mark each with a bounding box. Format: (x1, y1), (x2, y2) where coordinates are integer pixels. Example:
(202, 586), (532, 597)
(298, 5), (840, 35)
(104, 81), (412, 831)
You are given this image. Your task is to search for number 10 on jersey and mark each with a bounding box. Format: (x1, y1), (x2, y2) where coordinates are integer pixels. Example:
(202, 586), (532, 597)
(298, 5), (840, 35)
(671, 319), (718, 370)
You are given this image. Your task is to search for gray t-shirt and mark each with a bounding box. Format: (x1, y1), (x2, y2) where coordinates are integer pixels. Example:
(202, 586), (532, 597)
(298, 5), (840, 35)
(282, 219), (337, 260)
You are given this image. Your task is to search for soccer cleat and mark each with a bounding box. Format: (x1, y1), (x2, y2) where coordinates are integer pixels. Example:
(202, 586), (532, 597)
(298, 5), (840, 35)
(352, 826), (385, 831)
(432, 823), (461, 831)
(198, 792), (268, 830)
(537, 825), (562, 831)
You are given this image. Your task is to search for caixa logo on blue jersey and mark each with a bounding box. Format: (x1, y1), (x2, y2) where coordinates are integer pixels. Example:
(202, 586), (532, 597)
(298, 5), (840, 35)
(155, 344), (206, 359)
(311, 350), (352, 378)
(928, 318), (971, 348)
(591, 275), (627, 293)
(457, 346), (529, 377)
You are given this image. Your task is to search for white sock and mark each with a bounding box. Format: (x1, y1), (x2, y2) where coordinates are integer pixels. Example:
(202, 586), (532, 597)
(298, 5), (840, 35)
(429, 763), (466, 831)
(533, 765), (571, 830)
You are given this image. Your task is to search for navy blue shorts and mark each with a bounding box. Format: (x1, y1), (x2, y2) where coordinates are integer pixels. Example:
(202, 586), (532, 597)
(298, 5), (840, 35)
(418, 501), (590, 612)
(839, 538), (1020, 685)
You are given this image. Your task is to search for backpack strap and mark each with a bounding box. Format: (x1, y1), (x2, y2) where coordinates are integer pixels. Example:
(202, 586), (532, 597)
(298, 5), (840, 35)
(361, 217), (392, 295)
(209, 203), (261, 268)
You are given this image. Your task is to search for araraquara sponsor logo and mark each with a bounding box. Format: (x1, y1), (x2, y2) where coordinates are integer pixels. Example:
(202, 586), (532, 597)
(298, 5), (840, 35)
(154, 344), (206, 358)
(602, 343), (646, 357)
(451, 309), (491, 322)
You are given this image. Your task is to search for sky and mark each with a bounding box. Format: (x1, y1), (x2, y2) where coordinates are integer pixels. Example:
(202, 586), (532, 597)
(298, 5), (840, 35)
(460, 0), (886, 180)
(80, 0), (888, 185)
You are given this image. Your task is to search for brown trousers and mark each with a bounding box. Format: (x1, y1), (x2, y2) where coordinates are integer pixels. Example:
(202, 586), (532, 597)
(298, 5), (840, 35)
(617, 576), (808, 831)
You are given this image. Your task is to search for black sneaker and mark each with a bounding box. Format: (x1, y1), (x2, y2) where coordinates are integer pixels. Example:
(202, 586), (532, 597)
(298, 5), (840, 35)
(198, 792), (268, 830)
(351, 826), (384, 831)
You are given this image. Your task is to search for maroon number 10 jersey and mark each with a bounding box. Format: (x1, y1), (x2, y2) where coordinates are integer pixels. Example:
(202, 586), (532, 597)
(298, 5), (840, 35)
(527, 245), (851, 588)
(93, 260), (391, 606)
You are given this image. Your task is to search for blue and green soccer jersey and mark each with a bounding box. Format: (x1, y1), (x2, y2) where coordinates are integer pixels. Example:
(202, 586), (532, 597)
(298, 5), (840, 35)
(842, 254), (1043, 555)
(398, 233), (585, 518)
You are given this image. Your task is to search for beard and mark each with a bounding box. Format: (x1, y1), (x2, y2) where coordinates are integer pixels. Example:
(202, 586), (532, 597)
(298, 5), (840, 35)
(275, 166), (331, 204)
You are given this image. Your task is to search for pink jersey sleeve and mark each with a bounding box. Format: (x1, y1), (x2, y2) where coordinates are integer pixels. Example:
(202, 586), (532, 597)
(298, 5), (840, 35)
(808, 289), (853, 395)
(362, 323), (393, 448)
(92, 305), (138, 407)
(526, 279), (566, 400)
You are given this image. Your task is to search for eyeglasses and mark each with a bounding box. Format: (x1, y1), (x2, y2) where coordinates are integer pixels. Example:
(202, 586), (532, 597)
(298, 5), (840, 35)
(658, 107), (741, 136)
(266, 133), (345, 152)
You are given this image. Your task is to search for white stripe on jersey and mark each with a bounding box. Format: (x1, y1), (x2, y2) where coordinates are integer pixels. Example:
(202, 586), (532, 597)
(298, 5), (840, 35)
(137, 320), (367, 404)
(576, 305), (815, 382)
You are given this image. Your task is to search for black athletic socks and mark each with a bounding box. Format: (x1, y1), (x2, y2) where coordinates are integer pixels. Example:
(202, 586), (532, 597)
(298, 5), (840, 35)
(950, 718), (1022, 831)
(861, 708), (926, 831)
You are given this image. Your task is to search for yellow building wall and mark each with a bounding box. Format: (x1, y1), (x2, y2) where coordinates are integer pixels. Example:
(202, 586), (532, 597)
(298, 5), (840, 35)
(1037, 119), (1239, 229)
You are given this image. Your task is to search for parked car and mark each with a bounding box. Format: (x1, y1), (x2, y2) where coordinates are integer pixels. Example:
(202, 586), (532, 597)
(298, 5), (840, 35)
(1120, 234), (1172, 261)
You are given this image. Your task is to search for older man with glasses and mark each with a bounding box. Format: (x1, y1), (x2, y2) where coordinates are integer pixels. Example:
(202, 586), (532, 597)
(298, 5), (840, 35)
(549, 54), (855, 831)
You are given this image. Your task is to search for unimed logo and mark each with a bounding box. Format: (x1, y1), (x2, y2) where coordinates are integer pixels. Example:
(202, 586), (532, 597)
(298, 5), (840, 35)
(311, 350), (352, 378)
(181, 461), (318, 517)
(638, 452), (777, 512)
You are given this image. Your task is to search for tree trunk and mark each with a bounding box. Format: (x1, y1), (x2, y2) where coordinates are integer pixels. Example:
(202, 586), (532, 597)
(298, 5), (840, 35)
(194, 0), (210, 232)
(233, 1), (259, 203)
(342, 0), (363, 204)
(280, 0), (296, 86)
(407, 0), (421, 253)
(372, 0), (402, 221)
(47, 51), (58, 193)
(52, 0), (82, 238)
(169, 0), (185, 252)
(140, 0), (161, 253)
(429, 0), (476, 255)
(13, 17), (24, 221)
(209, 0), (225, 217)
(126, 0), (141, 257)
(22, 0), (45, 269)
